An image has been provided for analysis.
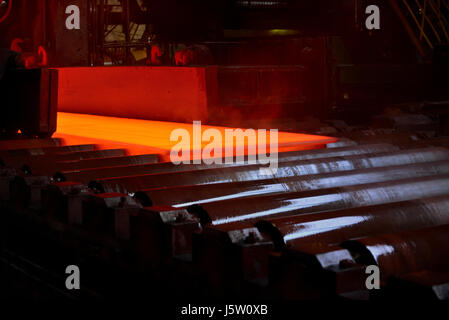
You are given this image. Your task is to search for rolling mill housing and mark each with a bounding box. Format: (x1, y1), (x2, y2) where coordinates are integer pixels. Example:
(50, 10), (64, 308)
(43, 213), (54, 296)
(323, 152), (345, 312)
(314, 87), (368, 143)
(1, 0), (449, 305)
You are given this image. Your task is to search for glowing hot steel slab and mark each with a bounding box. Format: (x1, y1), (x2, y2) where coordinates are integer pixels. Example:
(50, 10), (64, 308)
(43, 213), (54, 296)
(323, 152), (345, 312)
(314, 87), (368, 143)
(54, 112), (337, 161)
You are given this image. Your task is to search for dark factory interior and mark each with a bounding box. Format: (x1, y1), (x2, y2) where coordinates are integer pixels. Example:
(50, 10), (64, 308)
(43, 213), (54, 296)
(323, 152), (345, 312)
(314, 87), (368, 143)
(1, 0), (449, 308)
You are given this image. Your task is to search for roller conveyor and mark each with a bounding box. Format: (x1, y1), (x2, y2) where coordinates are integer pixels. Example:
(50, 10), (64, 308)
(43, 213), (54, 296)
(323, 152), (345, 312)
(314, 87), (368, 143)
(3, 0), (449, 303)
(2, 126), (449, 301)
(57, 143), (397, 185)
(0, 144), (96, 158)
(268, 222), (449, 299)
(97, 147), (449, 194)
(258, 196), (449, 251)
(37, 154), (160, 175)
(127, 160), (449, 266)
(138, 160), (449, 207)
(190, 173), (449, 226)
(36, 147), (449, 246)
(192, 195), (449, 296)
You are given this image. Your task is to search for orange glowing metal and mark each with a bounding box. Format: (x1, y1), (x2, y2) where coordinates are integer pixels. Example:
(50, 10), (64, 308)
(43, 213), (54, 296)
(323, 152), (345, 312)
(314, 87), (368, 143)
(54, 112), (337, 161)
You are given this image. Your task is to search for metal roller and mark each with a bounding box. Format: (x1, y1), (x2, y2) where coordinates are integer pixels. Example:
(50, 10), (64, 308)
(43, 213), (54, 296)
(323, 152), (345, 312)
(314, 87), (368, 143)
(99, 147), (449, 194)
(2, 148), (127, 168)
(138, 160), (449, 207)
(191, 173), (449, 226)
(193, 195), (449, 296)
(57, 143), (397, 184)
(0, 138), (61, 151)
(343, 132), (418, 145)
(28, 154), (159, 177)
(4, 149), (128, 206)
(341, 224), (449, 281)
(257, 195), (449, 251)
(0, 144), (95, 158)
